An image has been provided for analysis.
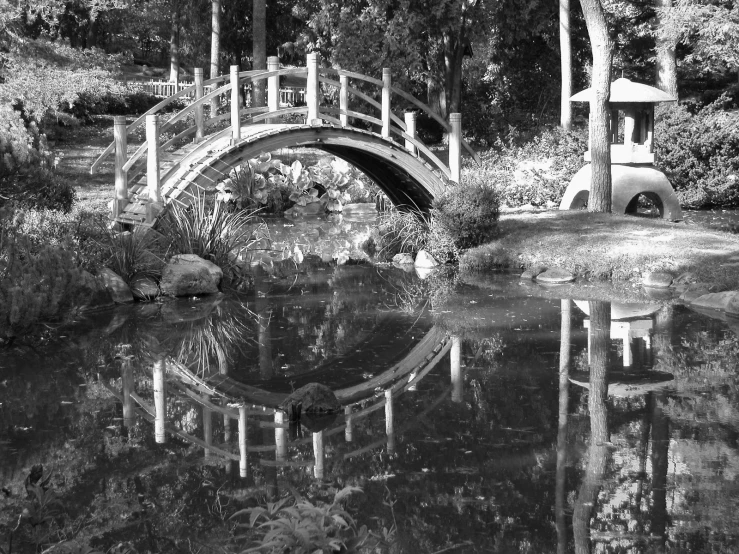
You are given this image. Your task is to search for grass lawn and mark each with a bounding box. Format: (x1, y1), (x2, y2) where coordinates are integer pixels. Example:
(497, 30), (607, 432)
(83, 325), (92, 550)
(461, 210), (739, 290)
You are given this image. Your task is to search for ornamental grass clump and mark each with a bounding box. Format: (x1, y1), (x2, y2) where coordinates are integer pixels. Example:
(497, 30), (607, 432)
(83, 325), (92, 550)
(373, 208), (431, 260)
(157, 192), (268, 277)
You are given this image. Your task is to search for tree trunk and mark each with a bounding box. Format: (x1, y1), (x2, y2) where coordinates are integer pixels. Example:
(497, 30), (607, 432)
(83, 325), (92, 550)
(580, 0), (614, 212)
(253, 0), (267, 107)
(86, 14), (98, 49)
(169, 4), (180, 83)
(210, 0), (221, 115)
(654, 0), (678, 99)
(556, 299), (572, 554)
(560, 0), (573, 130)
(573, 301), (611, 554)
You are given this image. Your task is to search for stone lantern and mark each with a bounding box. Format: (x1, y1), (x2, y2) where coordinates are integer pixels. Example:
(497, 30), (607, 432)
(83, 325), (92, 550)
(559, 78), (682, 220)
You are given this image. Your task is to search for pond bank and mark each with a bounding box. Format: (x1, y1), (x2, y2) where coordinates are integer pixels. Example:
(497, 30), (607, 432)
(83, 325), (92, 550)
(461, 210), (739, 291)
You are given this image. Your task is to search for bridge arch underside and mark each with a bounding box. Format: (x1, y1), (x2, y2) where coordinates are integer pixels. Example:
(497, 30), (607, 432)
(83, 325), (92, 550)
(189, 128), (449, 211)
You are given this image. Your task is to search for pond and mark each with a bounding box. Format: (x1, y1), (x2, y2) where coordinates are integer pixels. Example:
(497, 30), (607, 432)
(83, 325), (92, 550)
(1, 266), (738, 553)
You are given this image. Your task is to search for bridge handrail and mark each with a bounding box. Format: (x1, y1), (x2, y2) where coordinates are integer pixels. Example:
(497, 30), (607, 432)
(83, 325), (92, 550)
(321, 67), (479, 164)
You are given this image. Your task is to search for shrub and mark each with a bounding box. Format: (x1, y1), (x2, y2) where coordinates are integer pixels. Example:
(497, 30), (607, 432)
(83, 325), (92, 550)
(656, 95), (739, 209)
(0, 212), (87, 340)
(431, 179), (500, 250)
(469, 126), (587, 208)
(98, 229), (166, 283)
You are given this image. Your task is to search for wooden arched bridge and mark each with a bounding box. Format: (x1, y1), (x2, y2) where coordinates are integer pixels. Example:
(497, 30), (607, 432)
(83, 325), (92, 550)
(91, 54), (478, 227)
(103, 327), (461, 479)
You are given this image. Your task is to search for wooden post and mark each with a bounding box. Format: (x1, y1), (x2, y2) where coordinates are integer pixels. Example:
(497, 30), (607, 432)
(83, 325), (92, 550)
(381, 68), (391, 138)
(404, 111), (417, 155)
(451, 335), (463, 403)
(153, 358), (166, 444)
(230, 65), (241, 143)
(275, 411), (287, 462)
(344, 405), (353, 442)
(238, 405), (248, 477)
(449, 113), (462, 184)
(122, 359), (134, 430)
(194, 68), (204, 142)
(624, 106), (635, 151)
(340, 74), (348, 127)
(146, 114), (161, 204)
(267, 56), (279, 123)
(313, 431), (324, 479)
(306, 52), (320, 124)
(646, 106), (654, 153)
(203, 407), (213, 458)
(113, 116), (128, 218)
(385, 389), (395, 455)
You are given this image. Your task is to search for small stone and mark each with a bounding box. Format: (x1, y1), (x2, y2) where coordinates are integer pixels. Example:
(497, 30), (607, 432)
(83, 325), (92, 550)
(130, 274), (159, 301)
(536, 267), (575, 284)
(76, 270), (114, 311)
(643, 271), (673, 288)
(392, 253), (414, 265)
(726, 292), (739, 317)
(680, 286), (710, 303)
(674, 272), (698, 285)
(414, 250), (439, 268)
(97, 268), (134, 304)
(690, 291), (738, 312)
(520, 265), (546, 280)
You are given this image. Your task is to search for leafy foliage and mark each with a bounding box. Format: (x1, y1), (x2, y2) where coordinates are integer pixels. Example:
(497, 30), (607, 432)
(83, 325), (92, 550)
(231, 486), (386, 553)
(471, 126), (588, 208)
(97, 228), (165, 283)
(372, 209), (432, 260)
(656, 95), (739, 208)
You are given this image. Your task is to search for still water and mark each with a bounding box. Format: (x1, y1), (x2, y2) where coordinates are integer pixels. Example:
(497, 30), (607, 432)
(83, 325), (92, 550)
(1, 266), (738, 553)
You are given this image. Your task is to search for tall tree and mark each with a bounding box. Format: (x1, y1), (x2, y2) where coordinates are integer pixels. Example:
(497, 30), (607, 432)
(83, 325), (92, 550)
(169, 1), (181, 83)
(654, 0), (678, 97)
(210, 0), (221, 115)
(560, 0), (573, 130)
(253, 0), (266, 107)
(579, 0), (614, 212)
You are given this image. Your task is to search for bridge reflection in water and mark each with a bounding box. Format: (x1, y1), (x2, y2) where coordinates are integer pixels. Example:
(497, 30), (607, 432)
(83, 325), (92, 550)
(103, 327), (457, 481)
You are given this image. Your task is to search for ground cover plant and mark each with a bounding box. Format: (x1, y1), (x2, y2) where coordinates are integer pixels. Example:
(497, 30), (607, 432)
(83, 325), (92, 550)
(461, 210), (739, 289)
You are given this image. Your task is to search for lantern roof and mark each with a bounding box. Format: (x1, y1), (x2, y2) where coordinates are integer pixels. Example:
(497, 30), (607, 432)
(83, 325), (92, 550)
(570, 78), (677, 103)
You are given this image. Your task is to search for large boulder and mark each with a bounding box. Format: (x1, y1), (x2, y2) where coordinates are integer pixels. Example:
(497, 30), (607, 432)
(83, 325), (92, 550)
(76, 270), (115, 311)
(536, 267), (575, 284)
(97, 268), (134, 304)
(689, 291), (738, 312)
(160, 254), (222, 297)
(643, 271), (673, 288)
(280, 383), (340, 422)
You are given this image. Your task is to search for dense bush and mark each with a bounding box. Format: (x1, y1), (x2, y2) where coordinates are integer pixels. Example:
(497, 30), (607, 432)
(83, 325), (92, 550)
(0, 209), (88, 340)
(432, 179), (500, 250)
(468, 126), (588, 208)
(372, 209), (432, 260)
(656, 96), (739, 208)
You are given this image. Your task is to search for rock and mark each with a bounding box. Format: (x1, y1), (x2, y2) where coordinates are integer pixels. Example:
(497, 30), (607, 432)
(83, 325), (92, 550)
(415, 267), (434, 280)
(76, 270), (114, 311)
(689, 291), (739, 312)
(161, 295), (223, 323)
(280, 383), (340, 421)
(643, 271), (673, 288)
(160, 254), (222, 297)
(536, 267), (575, 284)
(97, 268), (134, 304)
(342, 203), (377, 215)
(415, 250), (439, 268)
(130, 274), (159, 301)
(680, 286), (710, 303)
(520, 265), (546, 280)
(392, 253), (414, 265)
(726, 293), (739, 317)
(284, 203), (323, 217)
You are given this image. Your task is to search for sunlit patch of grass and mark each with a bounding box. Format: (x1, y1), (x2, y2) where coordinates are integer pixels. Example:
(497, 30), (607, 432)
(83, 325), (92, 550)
(461, 211), (739, 289)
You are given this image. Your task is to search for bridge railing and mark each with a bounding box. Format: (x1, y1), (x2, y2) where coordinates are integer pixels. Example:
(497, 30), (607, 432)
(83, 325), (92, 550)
(92, 53), (478, 222)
